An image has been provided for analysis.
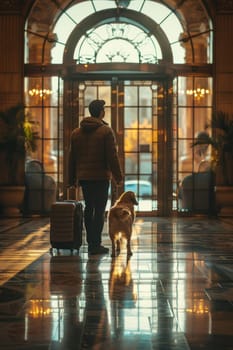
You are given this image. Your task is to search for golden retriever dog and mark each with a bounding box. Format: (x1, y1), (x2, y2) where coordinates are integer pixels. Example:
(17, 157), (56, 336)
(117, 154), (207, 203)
(108, 191), (138, 257)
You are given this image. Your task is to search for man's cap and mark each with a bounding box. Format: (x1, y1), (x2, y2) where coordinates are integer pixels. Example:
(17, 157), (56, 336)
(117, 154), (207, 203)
(88, 99), (105, 117)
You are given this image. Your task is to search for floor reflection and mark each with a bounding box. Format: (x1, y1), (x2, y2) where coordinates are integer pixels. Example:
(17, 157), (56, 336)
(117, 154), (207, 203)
(0, 216), (233, 349)
(109, 255), (137, 339)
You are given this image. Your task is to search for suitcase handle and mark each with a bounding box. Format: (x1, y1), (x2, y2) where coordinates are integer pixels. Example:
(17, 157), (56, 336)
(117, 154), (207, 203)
(67, 186), (80, 201)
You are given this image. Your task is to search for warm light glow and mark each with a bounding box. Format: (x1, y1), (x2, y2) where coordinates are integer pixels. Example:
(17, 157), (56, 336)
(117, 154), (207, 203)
(186, 299), (209, 314)
(28, 299), (51, 318)
(186, 88), (210, 100)
(28, 88), (52, 99)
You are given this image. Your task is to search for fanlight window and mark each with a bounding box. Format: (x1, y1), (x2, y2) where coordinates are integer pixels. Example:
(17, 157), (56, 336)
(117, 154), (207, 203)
(74, 23), (162, 64)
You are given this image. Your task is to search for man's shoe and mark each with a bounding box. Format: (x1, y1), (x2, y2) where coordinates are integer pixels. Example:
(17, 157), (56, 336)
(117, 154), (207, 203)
(88, 245), (109, 255)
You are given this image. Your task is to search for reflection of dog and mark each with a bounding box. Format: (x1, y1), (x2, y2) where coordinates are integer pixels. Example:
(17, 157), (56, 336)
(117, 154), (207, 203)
(109, 255), (137, 339)
(108, 191), (138, 257)
(109, 255), (137, 337)
(109, 257), (136, 305)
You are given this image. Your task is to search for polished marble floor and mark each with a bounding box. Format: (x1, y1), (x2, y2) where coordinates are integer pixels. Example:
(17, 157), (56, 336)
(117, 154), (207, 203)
(0, 215), (233, 349)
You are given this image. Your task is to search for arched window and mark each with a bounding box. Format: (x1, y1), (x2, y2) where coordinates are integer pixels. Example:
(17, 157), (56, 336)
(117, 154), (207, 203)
(26, 0), (212, 65)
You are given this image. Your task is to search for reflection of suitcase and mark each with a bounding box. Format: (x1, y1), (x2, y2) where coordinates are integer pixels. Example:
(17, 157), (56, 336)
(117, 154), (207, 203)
(50, 200), (83, 254)
(49, 255), (83, 349)
(50, 255), (83, 296)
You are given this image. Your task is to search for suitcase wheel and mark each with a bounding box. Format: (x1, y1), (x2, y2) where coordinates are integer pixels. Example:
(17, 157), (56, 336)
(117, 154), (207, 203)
(49, 247), (80, 256)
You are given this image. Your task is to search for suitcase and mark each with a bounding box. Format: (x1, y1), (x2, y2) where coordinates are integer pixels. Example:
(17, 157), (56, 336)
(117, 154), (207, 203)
(50, 191), (83, 254)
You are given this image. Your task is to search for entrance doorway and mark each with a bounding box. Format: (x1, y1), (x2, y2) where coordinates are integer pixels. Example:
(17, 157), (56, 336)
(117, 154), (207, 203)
(25, 72), (213, 217)
(63, 77), (174, 216)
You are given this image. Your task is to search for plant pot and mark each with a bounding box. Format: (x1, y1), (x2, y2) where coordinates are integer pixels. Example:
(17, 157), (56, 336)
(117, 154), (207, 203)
(0, 185), (25, 217)
(215, 186), (233, 216)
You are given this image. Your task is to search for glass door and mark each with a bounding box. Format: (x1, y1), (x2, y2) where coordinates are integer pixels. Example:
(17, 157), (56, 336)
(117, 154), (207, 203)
(63, 78), (173, 216)
(118, 80), (158, 214)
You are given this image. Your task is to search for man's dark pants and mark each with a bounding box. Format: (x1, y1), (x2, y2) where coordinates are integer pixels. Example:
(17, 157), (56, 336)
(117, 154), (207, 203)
(79, 180), (109, 250)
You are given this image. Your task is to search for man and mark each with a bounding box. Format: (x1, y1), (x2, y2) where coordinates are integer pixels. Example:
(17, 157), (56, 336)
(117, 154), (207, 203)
(68, 99), (123, 255)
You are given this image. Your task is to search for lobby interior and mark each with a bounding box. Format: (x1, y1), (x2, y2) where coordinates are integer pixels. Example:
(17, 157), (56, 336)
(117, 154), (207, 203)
(1, 214), (233, 350)
(1, 1), (233, 349)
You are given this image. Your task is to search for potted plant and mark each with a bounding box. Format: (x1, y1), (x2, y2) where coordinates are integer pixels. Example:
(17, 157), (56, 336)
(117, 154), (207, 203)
(0, 104), (38, 215)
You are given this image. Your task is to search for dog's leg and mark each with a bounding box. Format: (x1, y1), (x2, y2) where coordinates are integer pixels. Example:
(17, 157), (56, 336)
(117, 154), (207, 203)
(116, 239), (121, 254)
(111, 238), (116, 258)
(126, 238), (132, 257)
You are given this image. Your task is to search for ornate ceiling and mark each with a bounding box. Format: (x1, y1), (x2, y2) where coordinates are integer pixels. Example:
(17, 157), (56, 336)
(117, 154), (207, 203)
(1, 1), (232, 34)
(25, 0), (212, 33)
(1, 0), (233, 19)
